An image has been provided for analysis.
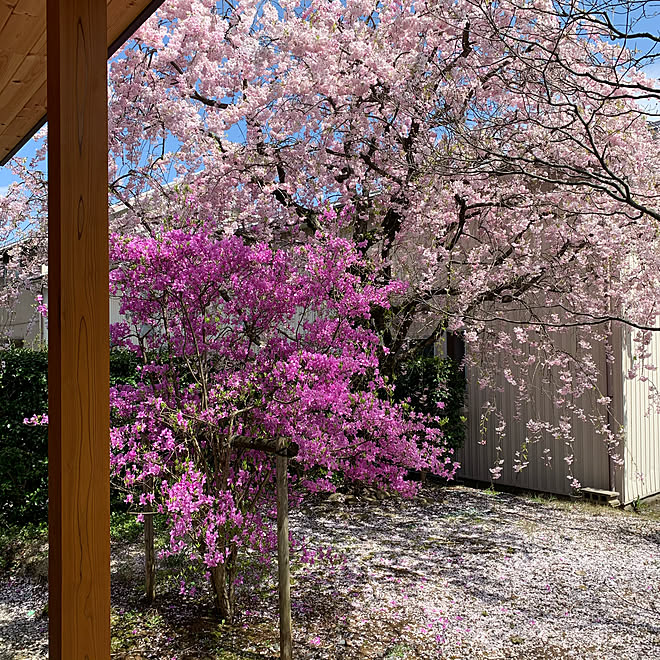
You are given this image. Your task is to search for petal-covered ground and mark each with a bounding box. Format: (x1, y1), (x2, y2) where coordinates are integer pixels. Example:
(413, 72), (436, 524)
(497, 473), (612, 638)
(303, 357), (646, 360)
(1, 485), (659, 659)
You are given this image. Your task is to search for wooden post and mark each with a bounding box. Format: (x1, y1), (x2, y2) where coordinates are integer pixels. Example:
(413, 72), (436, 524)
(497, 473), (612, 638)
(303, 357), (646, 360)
(276, 437), (293, 660)
(144, 491), (155, 603)
(144, 511), (155, 602)
(47, 1), (110, 659)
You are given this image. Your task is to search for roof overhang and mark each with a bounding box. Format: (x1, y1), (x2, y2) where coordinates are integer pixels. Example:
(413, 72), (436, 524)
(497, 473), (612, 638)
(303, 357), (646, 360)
(0, 0), (165, 166)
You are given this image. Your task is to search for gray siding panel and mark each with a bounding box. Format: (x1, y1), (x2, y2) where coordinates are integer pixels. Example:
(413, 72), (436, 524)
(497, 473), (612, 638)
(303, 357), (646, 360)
(459, 327), (612, 496)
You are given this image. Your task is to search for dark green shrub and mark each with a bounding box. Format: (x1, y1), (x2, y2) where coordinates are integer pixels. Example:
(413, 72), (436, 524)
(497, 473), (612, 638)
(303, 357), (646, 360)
(110, 349), (140, 387)
(0, 348), (140, 526)
(0, 349), (49, 526)
(393, 355), (466, 451)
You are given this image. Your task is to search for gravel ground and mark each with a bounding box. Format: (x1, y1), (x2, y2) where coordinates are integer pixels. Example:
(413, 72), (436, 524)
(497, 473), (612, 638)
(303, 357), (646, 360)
(1, 484), (659, 659)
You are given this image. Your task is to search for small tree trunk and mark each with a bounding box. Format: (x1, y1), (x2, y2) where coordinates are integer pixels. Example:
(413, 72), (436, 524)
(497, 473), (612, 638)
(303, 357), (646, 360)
(276, 437), (293, 660)
(210, 563), (235, 623)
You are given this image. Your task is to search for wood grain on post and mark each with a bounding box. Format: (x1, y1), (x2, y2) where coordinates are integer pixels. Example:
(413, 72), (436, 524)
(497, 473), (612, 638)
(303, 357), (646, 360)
(276, 437), (293, 660)
(47, 1), (110, 658)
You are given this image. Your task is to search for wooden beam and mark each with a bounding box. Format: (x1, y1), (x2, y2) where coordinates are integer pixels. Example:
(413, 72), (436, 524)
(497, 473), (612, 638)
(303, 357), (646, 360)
(47, 1), (110, 658)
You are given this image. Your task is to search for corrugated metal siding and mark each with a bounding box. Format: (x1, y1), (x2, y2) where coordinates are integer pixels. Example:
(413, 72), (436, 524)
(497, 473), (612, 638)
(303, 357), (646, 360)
(459, 326), (613, 496)
(621, 326), (660, 504)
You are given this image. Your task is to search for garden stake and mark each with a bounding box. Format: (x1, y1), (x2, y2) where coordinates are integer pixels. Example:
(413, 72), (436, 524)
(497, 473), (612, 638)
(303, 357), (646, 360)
(276, 436), (293, 659)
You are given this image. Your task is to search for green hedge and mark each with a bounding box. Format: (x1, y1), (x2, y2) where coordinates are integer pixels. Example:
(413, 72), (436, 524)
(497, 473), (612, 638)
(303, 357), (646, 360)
(393, 355), (466, 451)
(0, 350), (49, 526)
(0, 348), (140, 526)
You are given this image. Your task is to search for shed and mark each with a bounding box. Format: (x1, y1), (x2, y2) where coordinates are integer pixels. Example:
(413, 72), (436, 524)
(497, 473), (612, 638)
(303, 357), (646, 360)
(459, 323), (660, 505)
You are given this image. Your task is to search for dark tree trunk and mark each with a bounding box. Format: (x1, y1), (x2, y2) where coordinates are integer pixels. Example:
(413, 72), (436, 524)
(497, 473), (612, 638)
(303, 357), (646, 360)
(210, 562), (236, 623)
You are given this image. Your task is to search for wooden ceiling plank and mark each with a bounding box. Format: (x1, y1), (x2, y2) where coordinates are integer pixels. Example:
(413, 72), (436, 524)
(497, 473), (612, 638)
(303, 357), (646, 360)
(0, 54), (46, 129)
(11, 0), (44, 16)
(0, 38), (44, 100)
(18, 77), (46, 110)
(0, 135), (23, 152)
(0, 53), (27, 96)
(107, 0), (146, 43)
(0, 1), (20, 21)
(0, 7), (15, 35)
(107, 0), (165, 55)
(0, 105), (45, 163)
(4, 115), (41, 143)
(11, 81), (46, 128)
(0, 8), (45, 55)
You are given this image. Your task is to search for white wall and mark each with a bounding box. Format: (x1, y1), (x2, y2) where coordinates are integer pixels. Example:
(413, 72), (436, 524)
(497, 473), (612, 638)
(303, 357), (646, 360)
(621, 326), (660, 503)
(2, 283), (125, 347)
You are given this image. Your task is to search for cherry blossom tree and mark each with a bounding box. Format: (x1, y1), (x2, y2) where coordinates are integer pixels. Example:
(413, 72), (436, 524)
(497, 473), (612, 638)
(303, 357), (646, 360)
(0, 148), (48, 344)
(3, 0), (660, 483)
(103, 0), (660, 340)
(108, 212), (457, 621)
(104, 0), (660, 481)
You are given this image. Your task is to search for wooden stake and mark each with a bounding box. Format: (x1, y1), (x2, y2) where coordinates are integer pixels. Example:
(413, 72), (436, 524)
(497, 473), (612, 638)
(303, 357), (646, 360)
(144, 505), (155, 603)
(276, 437), (293, 660)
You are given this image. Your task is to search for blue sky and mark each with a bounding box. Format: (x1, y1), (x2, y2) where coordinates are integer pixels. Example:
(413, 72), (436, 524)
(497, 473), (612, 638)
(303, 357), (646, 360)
(1, 9), (658, 195)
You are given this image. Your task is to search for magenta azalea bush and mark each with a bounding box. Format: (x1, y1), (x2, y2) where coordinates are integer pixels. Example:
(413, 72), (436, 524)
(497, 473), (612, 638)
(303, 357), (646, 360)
(108, 215), (458, 619)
